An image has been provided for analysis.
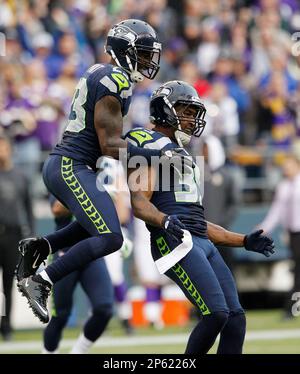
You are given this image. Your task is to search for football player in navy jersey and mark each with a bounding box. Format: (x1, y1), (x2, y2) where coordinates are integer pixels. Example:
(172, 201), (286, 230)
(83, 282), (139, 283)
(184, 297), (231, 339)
(125, 80), (275, 354)
(15, 19), (185, 323)
(43, 198), (114, 354)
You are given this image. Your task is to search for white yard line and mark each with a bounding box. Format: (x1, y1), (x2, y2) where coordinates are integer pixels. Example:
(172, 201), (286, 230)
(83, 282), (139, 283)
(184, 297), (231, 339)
(1, 329), (300, 353)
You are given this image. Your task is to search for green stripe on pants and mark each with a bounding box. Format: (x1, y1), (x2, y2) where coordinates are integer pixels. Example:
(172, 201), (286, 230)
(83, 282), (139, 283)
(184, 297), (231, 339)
(156, 236), (211, 315)
(61, 156), (111, 234)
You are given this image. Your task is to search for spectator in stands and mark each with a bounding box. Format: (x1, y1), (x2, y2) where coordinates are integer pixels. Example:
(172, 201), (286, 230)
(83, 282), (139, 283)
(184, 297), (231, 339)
(213, 51), (251, 113)
(127, 79), (160, 131)
(44, 31), (90, 79)
(2, 73), (40, 183)
(202, 135), (240, 269)
(31, 32), (54, 63)
(204, 81), (240, 150)
(258, 71), (296, 148)
(158, 37), (188, 83)
(259, 153), (300, 319)
(197, 18), (221, 75)
(0, 132), (34, 340)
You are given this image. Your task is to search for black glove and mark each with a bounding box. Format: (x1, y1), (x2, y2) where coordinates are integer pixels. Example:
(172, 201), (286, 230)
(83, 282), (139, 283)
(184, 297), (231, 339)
(162, 215), (186, 241)
(244, 229), (275, 257)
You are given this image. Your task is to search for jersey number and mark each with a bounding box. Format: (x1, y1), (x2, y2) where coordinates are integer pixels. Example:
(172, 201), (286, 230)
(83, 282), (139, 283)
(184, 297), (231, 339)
(174, 163), (202, 204)
(66, 77), (88, 133)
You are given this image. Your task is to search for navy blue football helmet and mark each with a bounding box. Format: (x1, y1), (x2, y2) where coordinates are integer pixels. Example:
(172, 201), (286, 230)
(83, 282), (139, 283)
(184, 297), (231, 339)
(150, 81), (207, 144)
(105, 19), (161, 82)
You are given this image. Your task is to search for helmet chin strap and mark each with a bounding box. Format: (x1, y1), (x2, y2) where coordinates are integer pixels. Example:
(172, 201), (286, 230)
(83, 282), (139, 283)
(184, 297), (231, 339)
(174, 118), (191, 147)
(130, 71), (144, 82)
(175, 130), (191, 147)
(125, 55), (144, 83)
(109, 50), (144, 83)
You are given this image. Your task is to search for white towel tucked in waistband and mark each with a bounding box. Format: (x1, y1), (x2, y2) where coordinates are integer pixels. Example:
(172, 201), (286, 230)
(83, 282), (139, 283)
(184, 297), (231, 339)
(155, 230), (193, 274)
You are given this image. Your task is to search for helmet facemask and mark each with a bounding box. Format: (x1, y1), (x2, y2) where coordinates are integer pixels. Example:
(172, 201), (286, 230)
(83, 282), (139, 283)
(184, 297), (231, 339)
(106, 22), (161, 83)
(126, 43), (161, 80)
(164, 99), (206, 146)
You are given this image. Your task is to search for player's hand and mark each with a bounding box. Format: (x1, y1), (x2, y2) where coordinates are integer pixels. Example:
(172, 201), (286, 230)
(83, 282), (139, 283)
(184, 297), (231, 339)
(160, 148), (194, 169)
(162, 215), (186, 241)
(244, 229), (275, 257)
(120, 236), (133, 259)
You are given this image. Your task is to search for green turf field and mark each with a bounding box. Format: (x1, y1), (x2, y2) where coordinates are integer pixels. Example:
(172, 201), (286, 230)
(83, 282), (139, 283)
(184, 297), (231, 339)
(1, 309), (300, 354)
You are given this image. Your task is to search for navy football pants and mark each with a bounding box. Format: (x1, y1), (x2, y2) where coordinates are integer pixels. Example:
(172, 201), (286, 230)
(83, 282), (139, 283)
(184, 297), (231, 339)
(151, 234), (243, 314)
(151, 234), (246, 353)
(42, 155), (123, 283)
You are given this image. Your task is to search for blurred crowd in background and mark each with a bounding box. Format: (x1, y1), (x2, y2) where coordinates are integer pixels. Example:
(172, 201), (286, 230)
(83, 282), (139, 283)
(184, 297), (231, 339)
(0, 0), (300, 191)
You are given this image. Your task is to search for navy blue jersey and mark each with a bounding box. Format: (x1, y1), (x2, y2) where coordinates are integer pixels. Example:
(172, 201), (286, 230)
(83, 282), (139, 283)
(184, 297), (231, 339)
(124, 128), (207, 238)
(52, 63), (133, 168)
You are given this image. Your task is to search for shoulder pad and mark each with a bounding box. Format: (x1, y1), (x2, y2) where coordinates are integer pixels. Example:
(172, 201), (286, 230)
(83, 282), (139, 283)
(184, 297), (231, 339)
(125, 128), (154, 147)
(125, 128), (172, 150)
(99, 67), (131, 95)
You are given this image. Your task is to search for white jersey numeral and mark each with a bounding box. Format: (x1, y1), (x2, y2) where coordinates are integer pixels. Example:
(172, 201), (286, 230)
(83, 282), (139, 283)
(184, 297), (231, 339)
(174, 163), (202, 204)
(66, 77), (88, 133)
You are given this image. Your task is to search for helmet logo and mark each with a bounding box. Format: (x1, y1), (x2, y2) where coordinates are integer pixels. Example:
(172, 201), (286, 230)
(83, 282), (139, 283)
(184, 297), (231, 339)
(160, 87), (171, 96)
(153, 87), (171, 98)
(191, 96), (201, 104)
(111, 26), (137, 43)
(153, 42), (162, 50)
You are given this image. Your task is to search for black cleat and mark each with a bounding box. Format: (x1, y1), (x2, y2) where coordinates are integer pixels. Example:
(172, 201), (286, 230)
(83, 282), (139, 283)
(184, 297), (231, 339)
(17, 275), (51, 324)
(16, 238), (50, 281)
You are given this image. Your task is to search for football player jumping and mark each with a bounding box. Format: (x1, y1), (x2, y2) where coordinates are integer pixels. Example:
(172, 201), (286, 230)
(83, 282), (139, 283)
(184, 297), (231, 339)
(15, 19), (181, 323)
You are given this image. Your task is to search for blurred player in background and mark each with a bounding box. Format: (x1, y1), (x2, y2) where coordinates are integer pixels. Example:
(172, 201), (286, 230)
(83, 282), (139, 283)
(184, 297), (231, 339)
(125, 80), (275, 354)
(259, 154), (300, 319)
(133, 217), (167, 329)
(43, 198), (114, 354)
(202, 135), (239, 269)
(0, 133), (34, 341)
(98, 156), (134, 335)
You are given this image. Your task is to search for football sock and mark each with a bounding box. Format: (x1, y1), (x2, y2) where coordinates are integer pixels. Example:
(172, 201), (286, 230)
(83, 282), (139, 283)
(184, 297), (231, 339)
(70, 303), (113, 354)
(39, 270), (53, 285)
(70, 333), (93, 354)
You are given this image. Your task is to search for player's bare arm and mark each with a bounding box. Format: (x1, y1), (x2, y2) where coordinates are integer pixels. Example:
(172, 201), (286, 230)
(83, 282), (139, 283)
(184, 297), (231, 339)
(206, 221), (245, 247)
(207, 221), (275, 257)
(94, 95), (127, 160)
(94, 95), (183, 163)
(128, 165), (166, 228)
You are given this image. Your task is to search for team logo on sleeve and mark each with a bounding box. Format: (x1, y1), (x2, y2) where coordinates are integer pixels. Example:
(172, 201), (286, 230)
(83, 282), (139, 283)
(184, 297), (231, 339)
(128, 130), (153, 146)
(100, 68), (131, 97)
(111, 72), (130, 91)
